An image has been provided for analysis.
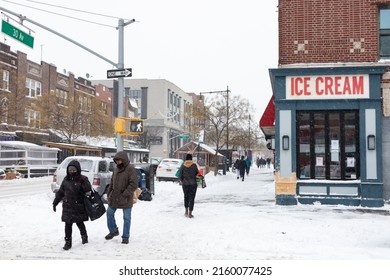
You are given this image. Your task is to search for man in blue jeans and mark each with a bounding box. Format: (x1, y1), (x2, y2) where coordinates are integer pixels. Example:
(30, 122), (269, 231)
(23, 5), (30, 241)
(105, 151), (138, 244)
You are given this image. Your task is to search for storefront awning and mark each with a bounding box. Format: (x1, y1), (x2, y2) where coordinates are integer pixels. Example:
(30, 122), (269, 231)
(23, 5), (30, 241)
(259, 95), (275, 139)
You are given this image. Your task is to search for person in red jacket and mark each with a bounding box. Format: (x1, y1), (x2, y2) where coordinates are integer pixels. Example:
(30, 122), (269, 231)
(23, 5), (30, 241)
(179, 153), (199, 218)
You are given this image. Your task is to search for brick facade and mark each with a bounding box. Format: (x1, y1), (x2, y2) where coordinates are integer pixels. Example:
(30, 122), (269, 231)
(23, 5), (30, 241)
(278, 0), (390, 118)
(278, 0), (390, 64)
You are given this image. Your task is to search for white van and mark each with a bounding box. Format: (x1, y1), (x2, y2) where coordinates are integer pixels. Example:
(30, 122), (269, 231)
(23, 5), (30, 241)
(51, 156), (114, 196)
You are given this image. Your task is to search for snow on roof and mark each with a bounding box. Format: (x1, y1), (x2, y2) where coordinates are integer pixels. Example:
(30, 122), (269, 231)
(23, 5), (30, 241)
(0, 141), (60, 151)
(191, 141), (224, 157)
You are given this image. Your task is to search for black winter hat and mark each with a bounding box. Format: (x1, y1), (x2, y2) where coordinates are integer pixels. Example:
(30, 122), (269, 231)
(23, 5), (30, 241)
(185, 154), (192, 160)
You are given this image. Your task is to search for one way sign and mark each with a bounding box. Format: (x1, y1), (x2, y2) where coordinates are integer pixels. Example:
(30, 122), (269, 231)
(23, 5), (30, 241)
(107, 68), (132, 78)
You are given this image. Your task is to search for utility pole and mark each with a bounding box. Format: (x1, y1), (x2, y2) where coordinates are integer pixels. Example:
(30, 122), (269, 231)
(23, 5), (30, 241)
(0, 6), (135, 152)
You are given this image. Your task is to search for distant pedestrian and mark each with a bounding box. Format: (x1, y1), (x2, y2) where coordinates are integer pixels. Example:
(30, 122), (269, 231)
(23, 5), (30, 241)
(179, 153), (199, 218)
(239, 155), (246, 181)
(245, 157), (251, 175)
(105, 151), (138, 244)
(52, 160), (92, 250)
(233, 159), (240, 179)
(266, 158), (271, 168)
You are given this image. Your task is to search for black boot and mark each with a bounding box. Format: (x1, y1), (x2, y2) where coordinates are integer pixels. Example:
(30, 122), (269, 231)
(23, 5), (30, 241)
(81, 234), (88, 244)
(184, 208), (189, 217)
(63, 237), (72, 250)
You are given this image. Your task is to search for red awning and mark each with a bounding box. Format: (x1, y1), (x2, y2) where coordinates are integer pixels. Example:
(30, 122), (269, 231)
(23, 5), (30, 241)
(259, 95), (275, 139)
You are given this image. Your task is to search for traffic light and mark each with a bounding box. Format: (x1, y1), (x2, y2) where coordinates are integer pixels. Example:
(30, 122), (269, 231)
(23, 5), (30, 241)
(130, 120), (144, 133)
(114, 118), (126, 134)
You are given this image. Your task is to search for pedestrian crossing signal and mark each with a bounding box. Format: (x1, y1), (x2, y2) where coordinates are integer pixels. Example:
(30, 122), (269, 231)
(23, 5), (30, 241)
(130, 120), (144, 133)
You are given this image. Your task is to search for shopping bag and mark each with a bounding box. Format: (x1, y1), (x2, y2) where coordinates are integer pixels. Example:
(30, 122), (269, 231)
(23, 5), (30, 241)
(84, 189), (106, 221)
(196, 175), (206, 189)
(133, 188), (142, 204)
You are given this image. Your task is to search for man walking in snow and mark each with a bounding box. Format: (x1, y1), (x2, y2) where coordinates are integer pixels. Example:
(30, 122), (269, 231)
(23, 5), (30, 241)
(105, 151), (138, 244)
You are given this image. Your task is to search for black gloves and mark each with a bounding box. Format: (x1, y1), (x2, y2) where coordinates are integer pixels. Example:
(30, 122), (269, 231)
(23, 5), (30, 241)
(53, 204), (56, 212)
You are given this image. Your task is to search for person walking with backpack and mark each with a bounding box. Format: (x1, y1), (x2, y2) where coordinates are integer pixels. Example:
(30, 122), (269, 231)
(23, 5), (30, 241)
(52, 160), (92, 250)
(179, 153), (199, 218)
(105, 151), (138, 244)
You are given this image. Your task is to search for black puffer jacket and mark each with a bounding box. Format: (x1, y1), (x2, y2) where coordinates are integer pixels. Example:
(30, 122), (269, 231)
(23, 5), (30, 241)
(180, 160), (199, 186)
(53, 160), (92, 223)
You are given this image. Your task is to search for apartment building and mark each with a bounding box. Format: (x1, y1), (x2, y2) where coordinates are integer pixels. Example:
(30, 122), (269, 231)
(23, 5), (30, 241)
(92, 78), (195, 159)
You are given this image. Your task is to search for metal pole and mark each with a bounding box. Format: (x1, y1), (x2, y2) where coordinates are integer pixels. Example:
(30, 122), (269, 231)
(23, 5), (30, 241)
(226, 86), (229, 160)
(116, 19), (125, 152)
(116, 18), (135, 152)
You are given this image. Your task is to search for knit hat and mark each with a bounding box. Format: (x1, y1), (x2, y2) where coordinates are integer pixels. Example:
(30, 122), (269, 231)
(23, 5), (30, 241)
(185, 154), (192, 160)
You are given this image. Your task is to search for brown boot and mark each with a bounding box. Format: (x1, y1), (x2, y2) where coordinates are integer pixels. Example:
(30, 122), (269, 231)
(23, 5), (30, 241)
(188, 210), (194, 218)
(184, 208), (189, 217)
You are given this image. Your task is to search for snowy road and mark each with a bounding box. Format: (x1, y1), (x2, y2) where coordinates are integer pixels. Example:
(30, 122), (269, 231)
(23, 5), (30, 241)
(0, 177), (50, 199)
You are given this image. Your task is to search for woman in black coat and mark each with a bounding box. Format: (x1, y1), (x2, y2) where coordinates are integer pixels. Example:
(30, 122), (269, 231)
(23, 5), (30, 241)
(179, 153), (199, 218)
(53, 160), (92, 250)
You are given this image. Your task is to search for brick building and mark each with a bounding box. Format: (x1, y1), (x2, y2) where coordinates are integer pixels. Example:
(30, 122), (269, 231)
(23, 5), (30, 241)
(261, 0), (390, 206)
(0, 42), (114, 143)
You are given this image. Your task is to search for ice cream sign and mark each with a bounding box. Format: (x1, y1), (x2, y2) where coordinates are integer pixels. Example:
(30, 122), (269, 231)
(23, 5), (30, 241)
(286, 74), (369, 99)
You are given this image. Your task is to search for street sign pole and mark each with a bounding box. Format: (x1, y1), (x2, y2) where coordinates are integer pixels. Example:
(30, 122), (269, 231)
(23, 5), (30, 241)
(116, 18), (135, 152)
(116, 19), (125, 152)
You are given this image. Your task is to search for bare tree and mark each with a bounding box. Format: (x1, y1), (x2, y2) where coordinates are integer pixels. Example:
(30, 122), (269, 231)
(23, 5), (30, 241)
(35, 91), (113, 143)
(3, 75), (28, 126)
(201, 93), (250, 175)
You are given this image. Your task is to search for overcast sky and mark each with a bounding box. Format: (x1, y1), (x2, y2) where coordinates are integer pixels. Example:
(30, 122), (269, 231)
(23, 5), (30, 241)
(0, 0), (278, 122)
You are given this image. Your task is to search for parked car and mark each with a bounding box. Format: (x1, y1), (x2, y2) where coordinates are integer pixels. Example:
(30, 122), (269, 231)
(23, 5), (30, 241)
(156, 158), (183, 182)
(0, 168), (6, 180)
(51, 156), (114, 196)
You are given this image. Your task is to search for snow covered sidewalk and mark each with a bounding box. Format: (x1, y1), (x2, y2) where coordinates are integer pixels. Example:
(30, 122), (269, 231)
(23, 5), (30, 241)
(1, 166), (390, 260)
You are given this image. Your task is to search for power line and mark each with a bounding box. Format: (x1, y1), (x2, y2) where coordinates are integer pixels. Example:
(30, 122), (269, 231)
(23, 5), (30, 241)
(1, 0), (117, 28)
(26, 0), (131, 21)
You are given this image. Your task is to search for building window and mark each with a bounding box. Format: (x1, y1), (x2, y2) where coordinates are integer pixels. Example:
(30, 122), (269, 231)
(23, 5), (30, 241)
(56, 89), (68, 106)
(25, 78), (42, 98)
(101, 102), (108, 115)
(24, 110), (41, 128)
(2, 70), (9, 91)
(380, 6), (390, 58)
(296, 111), (359, 180)
(129, 89), (141, 99)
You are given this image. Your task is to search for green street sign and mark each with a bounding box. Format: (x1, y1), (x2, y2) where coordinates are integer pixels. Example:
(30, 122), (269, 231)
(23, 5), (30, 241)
(179, 134), (190, 139)
(1, 20), (34, 48)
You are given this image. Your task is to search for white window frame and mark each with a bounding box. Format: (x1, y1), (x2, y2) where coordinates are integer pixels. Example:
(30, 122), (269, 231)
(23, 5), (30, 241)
(26, 78), (42, 98)
(2, 70), (9, 91)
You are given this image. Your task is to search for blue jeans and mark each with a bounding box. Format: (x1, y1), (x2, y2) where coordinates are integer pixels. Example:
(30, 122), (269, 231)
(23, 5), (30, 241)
(106, 206), (132, 239)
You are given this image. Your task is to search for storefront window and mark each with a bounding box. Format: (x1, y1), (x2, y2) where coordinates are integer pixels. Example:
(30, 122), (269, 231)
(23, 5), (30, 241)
(297, 111), (359, 180)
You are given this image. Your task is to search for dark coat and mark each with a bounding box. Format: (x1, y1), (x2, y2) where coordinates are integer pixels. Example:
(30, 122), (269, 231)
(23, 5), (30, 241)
(107, 151), (138, 209)
(239, 159), (246, 176)
(53, 160), (92, 223)
(180, 160), (199, 186)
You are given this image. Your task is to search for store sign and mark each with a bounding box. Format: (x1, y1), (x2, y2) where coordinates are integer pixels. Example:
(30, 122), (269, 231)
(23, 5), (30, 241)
(286, 74), (369, 99)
